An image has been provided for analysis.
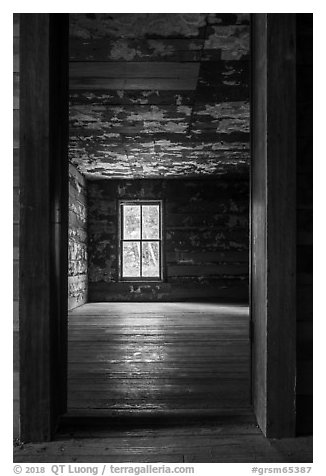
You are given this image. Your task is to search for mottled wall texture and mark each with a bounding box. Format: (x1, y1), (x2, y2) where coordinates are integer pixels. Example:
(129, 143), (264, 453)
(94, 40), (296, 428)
(69, 13), (250, 180)
(13, 13), (20, 439)
(296, 14), (312, 435)
(68, 164), (88, 310)
(88, 177), (249, 302)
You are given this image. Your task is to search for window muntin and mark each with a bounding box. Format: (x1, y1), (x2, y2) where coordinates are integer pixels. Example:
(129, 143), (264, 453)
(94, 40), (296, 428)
(120, 201), (162, 280)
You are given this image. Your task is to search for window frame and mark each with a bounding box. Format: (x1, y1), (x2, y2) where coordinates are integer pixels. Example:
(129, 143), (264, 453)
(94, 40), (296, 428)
(118, 200), (163, 282)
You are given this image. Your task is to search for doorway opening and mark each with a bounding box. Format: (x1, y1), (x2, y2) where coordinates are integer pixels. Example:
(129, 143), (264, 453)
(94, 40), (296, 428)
(18, 12), (302, 444)
(66, 13), (251, 420)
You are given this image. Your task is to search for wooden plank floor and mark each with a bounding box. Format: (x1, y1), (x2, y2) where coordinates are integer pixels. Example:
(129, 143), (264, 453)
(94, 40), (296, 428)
(67, 302), (251, 415)
(14, 419), (313, 463)
(14, 303), (313, 463)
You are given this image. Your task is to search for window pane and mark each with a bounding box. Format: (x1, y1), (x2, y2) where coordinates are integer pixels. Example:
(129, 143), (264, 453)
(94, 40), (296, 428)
(142, 205), (160, 239)
(142, 242), (160, 277)
(123, 242), (140, 277)
(123, 205), (140, 239)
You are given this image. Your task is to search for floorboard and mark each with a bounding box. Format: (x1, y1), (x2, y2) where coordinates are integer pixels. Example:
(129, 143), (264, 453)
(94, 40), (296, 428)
(14, 304), (312, 463)
(14, 424), (313, 463)
(67, 302), (251, 415)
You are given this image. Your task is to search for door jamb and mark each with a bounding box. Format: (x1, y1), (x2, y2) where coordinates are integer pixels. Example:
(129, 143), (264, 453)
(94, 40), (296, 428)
(18, 13), (297, 441)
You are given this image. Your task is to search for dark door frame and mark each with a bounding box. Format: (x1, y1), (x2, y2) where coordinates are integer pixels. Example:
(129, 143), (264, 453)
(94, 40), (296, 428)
(19, 13), (296, 442)
(250, 14), (296, 437)
(19, 13), (69, 442)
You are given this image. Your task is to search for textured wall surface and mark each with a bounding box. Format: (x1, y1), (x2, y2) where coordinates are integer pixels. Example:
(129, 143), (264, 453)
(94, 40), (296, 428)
(88, 178), (249, 302)
(13, 13), (20, 439)
(69, 13), (250, 179)
(296, 14), (313, 435)
(68, 164), (88, 310)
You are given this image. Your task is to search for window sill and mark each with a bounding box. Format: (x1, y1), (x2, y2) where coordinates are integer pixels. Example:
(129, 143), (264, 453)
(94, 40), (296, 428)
(119, 279), (163, 283)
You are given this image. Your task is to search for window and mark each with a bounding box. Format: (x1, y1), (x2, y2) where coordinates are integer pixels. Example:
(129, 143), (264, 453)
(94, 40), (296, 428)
(120, 201), (162, 280)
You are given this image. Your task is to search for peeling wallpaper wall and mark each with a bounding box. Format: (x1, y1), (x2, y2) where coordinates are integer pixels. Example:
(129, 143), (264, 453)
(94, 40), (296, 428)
(88, 178), (249, 302)
(68, 164), (88, 310)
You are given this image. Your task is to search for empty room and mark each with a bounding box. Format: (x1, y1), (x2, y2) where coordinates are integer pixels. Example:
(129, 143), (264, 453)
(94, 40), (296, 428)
(67, 12), (251, 420)
(14, 12), (313, 464)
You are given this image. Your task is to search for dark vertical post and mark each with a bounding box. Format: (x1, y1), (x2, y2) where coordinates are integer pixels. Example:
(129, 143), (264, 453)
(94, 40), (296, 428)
(295, 13), (313, 436)
(49, 13), (69, 424)
(251, 14), (296, 437)
(19, 13), (69, 442)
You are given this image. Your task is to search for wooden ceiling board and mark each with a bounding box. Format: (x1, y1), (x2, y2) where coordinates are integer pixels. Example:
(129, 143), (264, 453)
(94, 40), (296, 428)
(69, 132), (250, 152)
(69, 14), (249, 41)
(70, 38), (205, 62)
(70, 77), (199, 91)
(69, 101), (249, 136)
(69, 151), (249, 180)
(70, 62), (201, 78)
(68, 13), (250, 178)
(69, 91), (196, 107)
(70, 62), (200, 91)
(69, 24), (249, 62)
(69, 135), (250, 155)
(70, 13), (208, 40)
